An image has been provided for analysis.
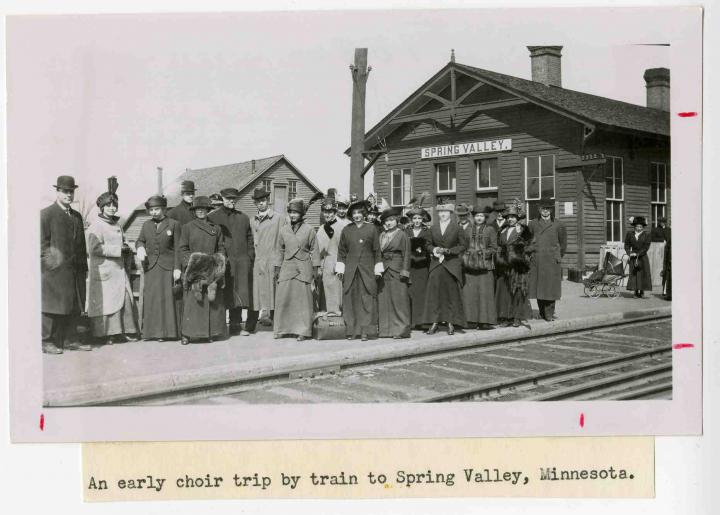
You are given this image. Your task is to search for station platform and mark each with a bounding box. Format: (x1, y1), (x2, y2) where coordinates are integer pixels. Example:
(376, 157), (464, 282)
(43, 281), (672, 406)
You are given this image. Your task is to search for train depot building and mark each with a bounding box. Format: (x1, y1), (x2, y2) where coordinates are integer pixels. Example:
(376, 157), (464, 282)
(359, 46), (670, 274)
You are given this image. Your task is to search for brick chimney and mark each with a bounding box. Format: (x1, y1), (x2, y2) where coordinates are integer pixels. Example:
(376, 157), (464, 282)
(527, 46), (563, 87)
(643, 68), (670, 111)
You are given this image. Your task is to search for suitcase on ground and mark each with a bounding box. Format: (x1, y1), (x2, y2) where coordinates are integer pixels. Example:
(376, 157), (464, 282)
(312, 311), (346, 340)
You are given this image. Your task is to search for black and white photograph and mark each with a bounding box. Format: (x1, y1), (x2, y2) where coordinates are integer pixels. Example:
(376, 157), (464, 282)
(6, 6), (702, 440)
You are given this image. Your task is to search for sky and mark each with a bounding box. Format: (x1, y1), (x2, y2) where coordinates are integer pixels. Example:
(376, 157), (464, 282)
(7, 9), (670, 217)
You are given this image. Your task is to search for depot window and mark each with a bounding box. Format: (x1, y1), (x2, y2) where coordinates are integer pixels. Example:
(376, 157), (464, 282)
(288, 180), (298, 202)
(436, 163), (456, 193)
(650, 162), (668, 227)
(476, 158), (498, 190)
(391, 168), (412, 206)
(605, 156), (624, 242)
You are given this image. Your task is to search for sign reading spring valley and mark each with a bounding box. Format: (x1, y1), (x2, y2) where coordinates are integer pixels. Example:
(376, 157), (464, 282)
(421, 139), (512, 159)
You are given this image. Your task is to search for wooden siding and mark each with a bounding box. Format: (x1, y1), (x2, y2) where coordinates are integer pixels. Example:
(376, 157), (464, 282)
(370, 95), (669, 272)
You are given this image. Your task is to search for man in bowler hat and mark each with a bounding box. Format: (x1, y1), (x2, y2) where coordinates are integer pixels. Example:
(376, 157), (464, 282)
(167, 180), (196, 226)
(40, 175), (91, 353)
(528, 200), (567, 321)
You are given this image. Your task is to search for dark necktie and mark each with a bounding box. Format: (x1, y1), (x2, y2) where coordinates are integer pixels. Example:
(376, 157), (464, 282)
(323, 218), (337, 238)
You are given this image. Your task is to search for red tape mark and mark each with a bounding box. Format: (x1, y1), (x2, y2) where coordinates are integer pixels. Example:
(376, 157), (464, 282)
(39, 413), (45, 431)
(579, 413), (585, 428)
(678, 112), (698, 117)
(673, 343), (695, 350)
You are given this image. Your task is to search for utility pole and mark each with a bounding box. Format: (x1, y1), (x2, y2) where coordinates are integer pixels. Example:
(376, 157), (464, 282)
(349, 48), (370, 198)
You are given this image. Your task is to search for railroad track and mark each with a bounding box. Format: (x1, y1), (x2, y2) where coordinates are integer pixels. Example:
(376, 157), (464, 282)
(124, 317), (671, 405)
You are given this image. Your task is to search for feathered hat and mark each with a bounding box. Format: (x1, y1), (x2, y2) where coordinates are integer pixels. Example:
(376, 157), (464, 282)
(97, 176), (119, 209)
(405, 192), (432, 222)
(505, 197), (526, 219)
(287, 191), (324, 216)
(435, 195), (455, 213)
(321, 188), (338, 211)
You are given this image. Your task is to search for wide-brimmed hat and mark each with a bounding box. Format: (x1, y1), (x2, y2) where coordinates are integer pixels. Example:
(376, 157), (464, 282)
(287, 198), (307, 215)
(456, 203), (472, 216)
(54, 175), (78, 190)
(190, 196), (212, 211)
(180, 180), (196, 193)
(492, 200), (506, 213)
(630, 216), (648, 226)
(321, 196), (337, 211)
(505, 205), (526, 219)
(407, 206), (431, 222)
(347, 197), (367, 214)
(96, 192), (118, 209)
(145, 195), (167, 209)
(220, 187), (240, 199)
(435, 197), (455, 212)
(539, 199), (555, 209)
(472, 205), (494, 216)
(336, 193), (350, 208)
(380, 206), (403, 222)
(252, 187), (270, 201)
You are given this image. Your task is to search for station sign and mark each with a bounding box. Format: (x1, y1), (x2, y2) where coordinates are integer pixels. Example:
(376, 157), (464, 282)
(420, 138), (512, 159)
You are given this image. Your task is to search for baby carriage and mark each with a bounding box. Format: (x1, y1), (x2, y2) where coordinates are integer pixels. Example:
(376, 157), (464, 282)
(583, 252), (630, 298)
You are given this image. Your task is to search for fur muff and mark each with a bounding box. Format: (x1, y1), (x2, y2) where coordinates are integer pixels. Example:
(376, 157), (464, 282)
(183, 252), (226, 301)
(508, 225), (533, 274)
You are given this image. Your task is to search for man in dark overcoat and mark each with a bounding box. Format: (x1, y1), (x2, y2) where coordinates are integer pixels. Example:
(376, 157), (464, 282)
(208, 187), (256, 335)
(335, 198), (383, 340)
(488, 200), (507, 234)
(40, 175), (91, 353)
(528, 200), (567, 321)
(167, 180), (196, 227)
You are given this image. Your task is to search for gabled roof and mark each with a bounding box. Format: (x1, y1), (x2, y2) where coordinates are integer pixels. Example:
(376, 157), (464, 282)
(161, 154), (320, 206)
(351, 61), (669, 154)
(455, 62), (670, 137)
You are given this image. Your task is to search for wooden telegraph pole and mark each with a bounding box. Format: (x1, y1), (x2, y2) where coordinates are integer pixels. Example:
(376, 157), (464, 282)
(349, 48), (370, 199)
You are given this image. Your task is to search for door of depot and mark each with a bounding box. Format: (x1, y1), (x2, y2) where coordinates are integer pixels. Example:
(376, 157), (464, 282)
(273, 184), (287, 214)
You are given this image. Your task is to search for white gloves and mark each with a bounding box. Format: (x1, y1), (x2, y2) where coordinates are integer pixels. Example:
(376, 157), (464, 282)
(173, 269), (181, 281)
(334, 262), (346, 275)
(136, 247), (147, 261)
(374, 262), (385, 276)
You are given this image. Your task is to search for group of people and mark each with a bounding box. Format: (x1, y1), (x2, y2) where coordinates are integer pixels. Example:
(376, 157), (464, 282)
(41, 172), (670, 355)
(40, 174), (573, 354)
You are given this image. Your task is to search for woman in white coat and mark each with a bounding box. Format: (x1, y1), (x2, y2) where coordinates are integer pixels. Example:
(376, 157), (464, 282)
(86, 190), (139, 344)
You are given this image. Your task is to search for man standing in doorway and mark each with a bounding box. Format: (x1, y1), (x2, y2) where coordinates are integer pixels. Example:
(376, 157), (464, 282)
(250, 187), (285, 327)
(208, 188), (255, 336)
(40, 176), (91, 354)
(167, 180), (196, 227)
(528, 200), (567, 321)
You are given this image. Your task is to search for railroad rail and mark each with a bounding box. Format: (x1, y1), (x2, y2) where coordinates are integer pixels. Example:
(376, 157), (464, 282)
(120, 316), (672, 405)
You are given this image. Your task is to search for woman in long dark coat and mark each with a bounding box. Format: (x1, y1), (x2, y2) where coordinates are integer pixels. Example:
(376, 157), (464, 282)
(495, 206), (533, 327)
(377, 205), (412, 338)
(135, 195), (182, 341)
(273, 198), (321, 341)
(178, 196), (226, 344)
(405, 205), (432, 330)
(423, 200), (467, 335)
(335, 199), (383, 341)
(624, 216), (653, 298)
(463, 206), (498, 329)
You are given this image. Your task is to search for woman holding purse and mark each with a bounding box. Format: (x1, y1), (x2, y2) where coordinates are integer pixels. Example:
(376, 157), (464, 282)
(462, 205), (498, 329)
(624, 216), (653, 298)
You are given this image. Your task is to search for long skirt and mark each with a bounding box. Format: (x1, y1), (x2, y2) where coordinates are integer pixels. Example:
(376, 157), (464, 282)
(408, 263), (429, 327)
(274, 278), (314, 337)
(321, 258), (344, 314)
(343, 272), (378, 337)
(422, 266), (466, 326)
(91, 290), (139, 337)
(181, 286), (226, 339)
(377, 270), (411, 338)
(463, 270), (497, 325)
(496, 273), (532, 320)
(627, 255), (653, 291)
(141, 267), (180, 340)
